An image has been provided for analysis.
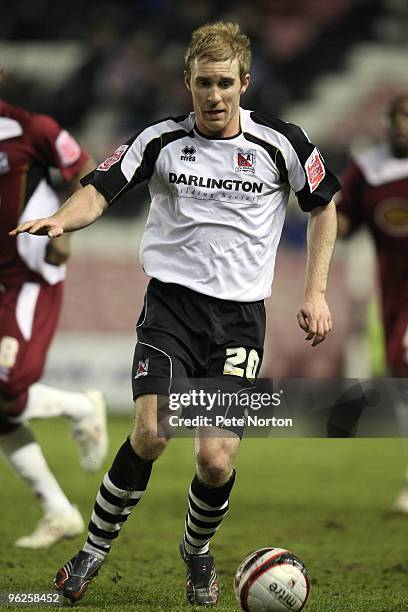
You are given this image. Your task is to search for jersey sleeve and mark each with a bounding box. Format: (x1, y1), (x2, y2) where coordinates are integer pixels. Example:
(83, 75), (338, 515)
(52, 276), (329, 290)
(335, 159), (365, 235)
(30, 113), (90, 181)
(80, 127), (163, 205)
(81, 118), (189, 205)
(282, 123), (341, 212)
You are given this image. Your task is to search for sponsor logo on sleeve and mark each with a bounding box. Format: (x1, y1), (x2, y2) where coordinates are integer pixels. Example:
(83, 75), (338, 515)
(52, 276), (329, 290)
(55, 130), (82, 166)
(234, 148), (256, 174)
(97, 144), (129, 172)
(305, 147), (325, 192)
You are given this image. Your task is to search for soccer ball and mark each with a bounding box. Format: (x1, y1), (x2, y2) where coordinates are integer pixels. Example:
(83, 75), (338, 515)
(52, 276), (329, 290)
(234, 547), (310, 611)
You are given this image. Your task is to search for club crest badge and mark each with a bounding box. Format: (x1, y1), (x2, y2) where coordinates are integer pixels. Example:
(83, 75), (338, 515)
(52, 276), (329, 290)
(234, 148), (256, 174)
(135, 358), (149, 378)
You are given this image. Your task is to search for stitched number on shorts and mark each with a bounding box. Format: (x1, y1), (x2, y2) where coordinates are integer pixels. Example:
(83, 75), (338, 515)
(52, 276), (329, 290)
(246, 349), (260, 379)
(223, 348), (260, 379)
(224, 347), (246, 377)
(0, 336), (19, 368)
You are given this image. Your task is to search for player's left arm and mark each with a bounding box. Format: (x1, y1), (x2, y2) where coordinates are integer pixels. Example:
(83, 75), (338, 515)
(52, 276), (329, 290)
(297, 200), (337, 346)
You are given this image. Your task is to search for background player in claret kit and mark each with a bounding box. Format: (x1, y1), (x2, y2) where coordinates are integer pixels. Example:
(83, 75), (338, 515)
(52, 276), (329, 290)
(12, 22), (339, 606)
(337, 94), (408, 511)
(0, 67), (108, 549)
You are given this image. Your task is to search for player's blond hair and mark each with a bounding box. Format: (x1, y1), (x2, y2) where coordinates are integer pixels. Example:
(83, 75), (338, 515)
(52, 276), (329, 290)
(185, 22), (251, 82)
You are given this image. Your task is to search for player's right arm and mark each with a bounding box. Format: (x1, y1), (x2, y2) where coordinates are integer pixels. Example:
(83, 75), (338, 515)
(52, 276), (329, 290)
(10, 184), (108, 238)
(10, 124), (160, 238)
(44, 156), (97, 262)
(11, 118), (177, 239)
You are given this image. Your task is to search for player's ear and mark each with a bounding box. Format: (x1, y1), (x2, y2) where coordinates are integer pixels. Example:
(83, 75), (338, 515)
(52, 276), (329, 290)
(184, 71), (191, 91)
(240, 74), (250, 95)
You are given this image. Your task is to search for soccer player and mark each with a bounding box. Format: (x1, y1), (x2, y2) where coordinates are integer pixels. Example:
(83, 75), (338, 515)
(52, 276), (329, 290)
(0, 69), (108, 548)
(12, 22), (339, 606)
(337, 94), (408, 511)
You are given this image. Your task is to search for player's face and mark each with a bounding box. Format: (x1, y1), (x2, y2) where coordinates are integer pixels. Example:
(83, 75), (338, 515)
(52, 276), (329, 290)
(185, 57), (250, 138)
(389, 97), (408, 157)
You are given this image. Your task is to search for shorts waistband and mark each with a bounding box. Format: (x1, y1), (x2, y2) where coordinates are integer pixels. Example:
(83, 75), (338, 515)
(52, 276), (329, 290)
(148, 278), (264, 306)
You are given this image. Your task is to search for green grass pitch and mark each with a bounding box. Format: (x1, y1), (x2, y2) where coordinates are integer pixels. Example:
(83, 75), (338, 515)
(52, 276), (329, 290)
(1, 416), (408, 611)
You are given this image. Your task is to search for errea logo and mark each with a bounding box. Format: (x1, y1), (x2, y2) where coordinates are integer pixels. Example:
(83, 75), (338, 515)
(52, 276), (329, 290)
(181, 145), (196, 162)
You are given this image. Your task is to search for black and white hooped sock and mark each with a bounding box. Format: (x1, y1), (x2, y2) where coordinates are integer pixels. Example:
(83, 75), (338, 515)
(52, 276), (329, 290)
(83, 438), (153, 559)
(183, 470), (236, 555)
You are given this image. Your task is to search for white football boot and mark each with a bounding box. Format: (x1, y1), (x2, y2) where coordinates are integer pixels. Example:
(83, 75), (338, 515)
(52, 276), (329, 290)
(71, 390), (108, 472)
(15, 506), (84, 549)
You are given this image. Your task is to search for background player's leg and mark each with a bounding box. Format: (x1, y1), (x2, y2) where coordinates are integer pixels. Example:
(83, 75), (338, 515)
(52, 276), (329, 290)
(55, 394), (170, 603)
(0, 280), (108, 472)
(391, 377), (408, 512)
(0, 421), (83, 548)
(3, 385), (108, 473)
(15, 383), (95, 421)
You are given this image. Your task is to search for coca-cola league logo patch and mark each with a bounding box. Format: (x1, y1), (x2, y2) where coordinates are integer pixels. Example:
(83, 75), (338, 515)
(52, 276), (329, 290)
(55, 130), (81, 167)
(305, 147), (325, 192)
(97, 145), (129, 172)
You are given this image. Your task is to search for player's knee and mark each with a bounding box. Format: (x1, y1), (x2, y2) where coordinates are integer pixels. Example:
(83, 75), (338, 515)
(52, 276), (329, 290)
(0, 403), (20, 435)
(196, 451), (233, 486)
(0, 390), (18, 414)
(129, 427), (169, 460)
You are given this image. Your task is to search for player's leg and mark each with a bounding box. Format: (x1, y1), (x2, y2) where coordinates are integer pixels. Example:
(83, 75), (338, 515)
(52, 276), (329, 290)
(55, 392), (170, 602)
(54, 280), (204, 602)
(186, 430), (240, 553)
(4, 384), (108, 472)
(180, 430), (240, 606)
(0, 282), (107, 471)
(0, 414), (83, 548)
(390, 366), (408, 511)
(83, 393), (170, 558)
(179, 295), (266, 606)
(383, 320), (408, 512)
(16, 384), (108, 472)
(0, 283), (87, 546)
(391, 386), (408, 513)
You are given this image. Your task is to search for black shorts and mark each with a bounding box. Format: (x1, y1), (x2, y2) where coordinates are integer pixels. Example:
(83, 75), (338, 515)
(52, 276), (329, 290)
(132, 279), (266, 436)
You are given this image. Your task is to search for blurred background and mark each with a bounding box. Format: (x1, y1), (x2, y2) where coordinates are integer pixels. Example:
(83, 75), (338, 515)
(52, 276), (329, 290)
(1, 0), (407, 409)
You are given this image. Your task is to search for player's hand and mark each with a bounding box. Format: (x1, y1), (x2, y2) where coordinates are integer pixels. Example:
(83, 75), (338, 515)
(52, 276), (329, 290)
(9, 217), (64, 239)
(297, 294), (332, 347)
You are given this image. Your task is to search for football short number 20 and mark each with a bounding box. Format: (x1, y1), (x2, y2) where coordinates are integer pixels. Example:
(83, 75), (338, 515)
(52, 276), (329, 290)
(223, 347), (259, 379)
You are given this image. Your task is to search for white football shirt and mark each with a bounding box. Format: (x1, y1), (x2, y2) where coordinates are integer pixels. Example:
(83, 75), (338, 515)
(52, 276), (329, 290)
(82, 108), (340, 301)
